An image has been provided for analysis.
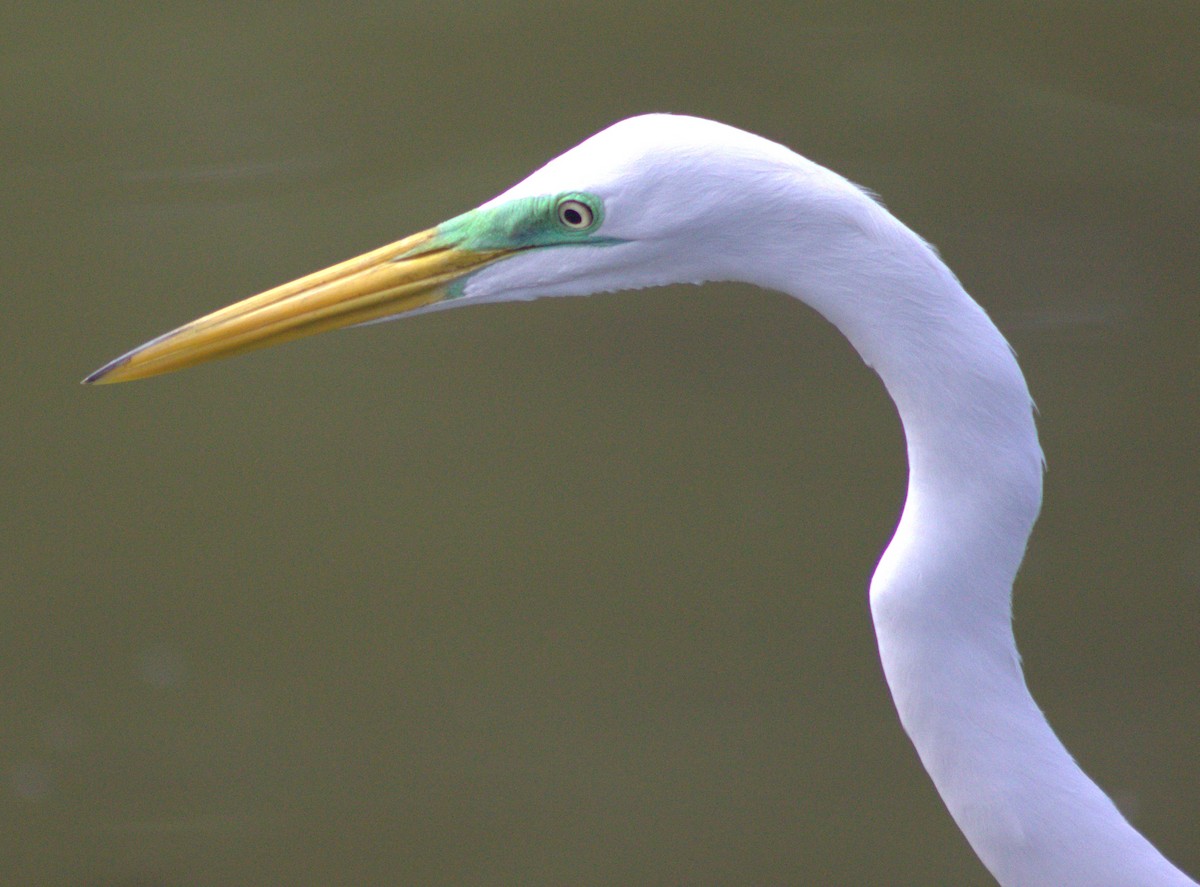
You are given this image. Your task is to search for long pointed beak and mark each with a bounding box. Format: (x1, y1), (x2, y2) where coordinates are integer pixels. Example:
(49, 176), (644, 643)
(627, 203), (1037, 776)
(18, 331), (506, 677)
(84, 228), (512, 384)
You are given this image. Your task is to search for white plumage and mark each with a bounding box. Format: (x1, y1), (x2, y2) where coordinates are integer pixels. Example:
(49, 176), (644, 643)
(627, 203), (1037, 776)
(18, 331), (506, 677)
(454, 115), (1197, 885)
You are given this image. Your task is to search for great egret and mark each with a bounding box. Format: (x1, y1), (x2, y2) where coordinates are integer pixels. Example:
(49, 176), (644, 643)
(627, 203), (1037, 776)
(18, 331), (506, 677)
(86, 115), (1194, 886)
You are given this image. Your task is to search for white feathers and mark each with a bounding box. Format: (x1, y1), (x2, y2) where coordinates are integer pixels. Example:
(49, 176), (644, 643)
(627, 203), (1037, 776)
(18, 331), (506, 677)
(457, 115), (1195, 885)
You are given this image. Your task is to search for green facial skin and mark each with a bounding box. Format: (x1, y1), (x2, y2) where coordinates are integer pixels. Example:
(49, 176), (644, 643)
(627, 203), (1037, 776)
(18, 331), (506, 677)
(410, 192), (618, 249)
(396, 192), (621, 299)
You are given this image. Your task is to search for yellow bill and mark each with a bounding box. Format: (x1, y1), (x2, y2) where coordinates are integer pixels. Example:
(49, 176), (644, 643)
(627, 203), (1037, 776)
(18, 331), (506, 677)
(84, 228), (512, 384)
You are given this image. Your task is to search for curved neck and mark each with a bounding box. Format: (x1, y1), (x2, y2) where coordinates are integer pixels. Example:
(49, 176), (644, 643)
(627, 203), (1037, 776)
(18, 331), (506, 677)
(751, 176), (1193, 885)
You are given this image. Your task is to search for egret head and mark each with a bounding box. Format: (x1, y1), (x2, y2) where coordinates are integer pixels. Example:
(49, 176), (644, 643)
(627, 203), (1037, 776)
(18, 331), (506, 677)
(85, 114), (811, 384)
(463, 114), (813, 302)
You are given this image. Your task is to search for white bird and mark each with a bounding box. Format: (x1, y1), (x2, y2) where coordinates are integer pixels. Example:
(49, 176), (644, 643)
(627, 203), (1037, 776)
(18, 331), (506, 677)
(86, 115), (1195, 886)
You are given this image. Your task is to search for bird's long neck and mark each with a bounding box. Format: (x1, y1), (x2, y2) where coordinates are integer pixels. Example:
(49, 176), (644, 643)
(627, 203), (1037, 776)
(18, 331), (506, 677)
(751, 174), (1193, 886)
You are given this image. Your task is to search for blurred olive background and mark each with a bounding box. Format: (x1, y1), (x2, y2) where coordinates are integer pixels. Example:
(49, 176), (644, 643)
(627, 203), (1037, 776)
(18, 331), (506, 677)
(3, 3), (1197, 885)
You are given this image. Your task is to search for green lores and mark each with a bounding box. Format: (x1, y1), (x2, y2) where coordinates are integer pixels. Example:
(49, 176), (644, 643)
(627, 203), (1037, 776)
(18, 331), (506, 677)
(422, 192), (618, 254)
(395, 191), (621, 299)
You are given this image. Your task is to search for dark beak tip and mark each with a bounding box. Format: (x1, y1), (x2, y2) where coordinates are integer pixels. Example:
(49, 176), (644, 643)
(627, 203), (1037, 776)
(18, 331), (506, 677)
(82, 354), (131, 385)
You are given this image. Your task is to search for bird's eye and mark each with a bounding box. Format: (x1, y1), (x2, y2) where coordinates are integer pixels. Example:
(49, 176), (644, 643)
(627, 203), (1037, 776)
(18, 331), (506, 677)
(556, 198), (594, 230)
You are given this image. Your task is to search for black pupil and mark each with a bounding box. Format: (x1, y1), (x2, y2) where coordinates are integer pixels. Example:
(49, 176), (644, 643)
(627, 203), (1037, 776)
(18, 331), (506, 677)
(562, 206), (584, 226)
